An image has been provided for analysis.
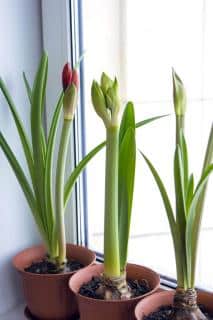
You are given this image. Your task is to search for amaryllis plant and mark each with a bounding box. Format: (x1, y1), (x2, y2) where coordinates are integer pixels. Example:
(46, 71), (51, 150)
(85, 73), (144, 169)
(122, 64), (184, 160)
(0, 54), (93, 270)
(0, 53), (81, 270)
(142, 70), (213, 320)
(0, 53), (166, 271)
(91, 73), (166, 299)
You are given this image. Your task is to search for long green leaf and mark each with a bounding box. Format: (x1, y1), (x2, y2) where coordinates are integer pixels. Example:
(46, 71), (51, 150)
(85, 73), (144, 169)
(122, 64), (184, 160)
(141, 151), (187, 287)
(0, 131), (51, 249)
(141, 152), (176, 240)
(0, 132), (37, 217)
(23, 72), (32, 104)
(186, 164), (213, 287)
(202, 124), (213, 172)
(0, 78), (34, 185)
(44, 92), (63, 239)
(135, 114), (169, 128)
(186, 174), (194, 212)
(179, 130), (189, 198)
(23, 71), (47, 163)
(119, 127), (136, 272)
(119, 101), (135, 144)
(187, 125), (213, 286)
(118, 102), (136, 271)
(31, 53), (48, 233)
(40, 58), (48, 158)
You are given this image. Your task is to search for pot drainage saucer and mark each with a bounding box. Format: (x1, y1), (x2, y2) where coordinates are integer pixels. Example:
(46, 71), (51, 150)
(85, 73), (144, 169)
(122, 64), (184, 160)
(24, 307), (80, 319)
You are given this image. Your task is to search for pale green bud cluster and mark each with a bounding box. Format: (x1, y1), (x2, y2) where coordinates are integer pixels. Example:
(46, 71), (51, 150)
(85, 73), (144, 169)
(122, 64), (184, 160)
(91, 72), (121, 128)
(172, 69), (187, 116)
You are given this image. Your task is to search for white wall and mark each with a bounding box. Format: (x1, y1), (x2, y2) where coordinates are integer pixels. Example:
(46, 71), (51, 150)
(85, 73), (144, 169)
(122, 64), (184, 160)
(0, 1), (43, 315)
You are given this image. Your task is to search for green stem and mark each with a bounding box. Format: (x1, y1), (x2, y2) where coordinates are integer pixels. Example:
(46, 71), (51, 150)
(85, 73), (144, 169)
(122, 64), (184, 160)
(55, 119), (71, 266)
(175, 114), (187, 289)
(176, 115), (185, 146)
(104, 126), (120, 277)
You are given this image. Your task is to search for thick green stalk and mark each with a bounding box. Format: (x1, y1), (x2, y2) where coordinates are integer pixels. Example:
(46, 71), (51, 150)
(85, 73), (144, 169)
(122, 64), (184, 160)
(176, 115), (185, 146)
(55, 119), (71, 266)
(104, 126), (120, 277)
(175, 114), (188, 289)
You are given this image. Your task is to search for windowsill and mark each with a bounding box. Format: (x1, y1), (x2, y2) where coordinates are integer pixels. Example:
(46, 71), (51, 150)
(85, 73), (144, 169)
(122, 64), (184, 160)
(1, 304), (26, 320)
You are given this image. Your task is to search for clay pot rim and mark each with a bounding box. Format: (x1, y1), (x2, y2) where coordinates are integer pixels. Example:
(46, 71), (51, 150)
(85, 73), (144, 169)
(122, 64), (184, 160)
(12, 243), (96, 278)
(135, 290), (173, 317)
(135, 289), (213, 319)
(69, 262), (160, 303)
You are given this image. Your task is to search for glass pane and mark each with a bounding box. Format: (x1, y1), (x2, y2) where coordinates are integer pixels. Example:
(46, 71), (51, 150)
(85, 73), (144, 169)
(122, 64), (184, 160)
(82, 0), (213, 290)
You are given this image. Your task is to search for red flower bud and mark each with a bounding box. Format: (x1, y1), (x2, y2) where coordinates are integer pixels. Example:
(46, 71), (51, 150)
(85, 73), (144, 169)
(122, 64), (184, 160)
(71, 69), (79, 89)
(62, 63), (72, 92)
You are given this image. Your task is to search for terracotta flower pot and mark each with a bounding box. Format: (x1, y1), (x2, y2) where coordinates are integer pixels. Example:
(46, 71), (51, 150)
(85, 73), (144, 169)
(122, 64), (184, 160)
(69, 263), (160, 320)
(13, 243), (96, 320)
(135, 290), (213, 320)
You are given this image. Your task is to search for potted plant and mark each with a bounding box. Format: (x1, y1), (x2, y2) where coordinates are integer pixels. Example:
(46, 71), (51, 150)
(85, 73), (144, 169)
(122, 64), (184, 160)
(0, 53), (96, 320)
(136, 70), (213, 320)
(69, 73), (160, 320)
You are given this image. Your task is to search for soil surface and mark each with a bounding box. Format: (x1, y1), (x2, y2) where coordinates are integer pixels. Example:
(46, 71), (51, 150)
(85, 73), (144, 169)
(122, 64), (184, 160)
(79, 276), (150, 300)
(24, 258), (84, 274)
(144, 305), (213, 320)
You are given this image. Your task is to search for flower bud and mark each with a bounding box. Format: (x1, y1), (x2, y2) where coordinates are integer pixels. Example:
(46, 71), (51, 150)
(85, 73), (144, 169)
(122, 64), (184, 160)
(91, 81), (110, 126)
(101, 72), (114, 95)
(92, 74), (121, 128)
(105, 78), (120, 113)
(172, 69), (186, 116)
(71, 69), (79, 89)
(63, 83), (78, 120)
(62, 63), (72, 92)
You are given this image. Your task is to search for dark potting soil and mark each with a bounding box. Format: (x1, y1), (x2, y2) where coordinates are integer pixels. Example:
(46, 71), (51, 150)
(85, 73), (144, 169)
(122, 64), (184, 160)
(79, 276), (150, 300)
(144, 305), (213, 320)
(24, 259), (84, 274)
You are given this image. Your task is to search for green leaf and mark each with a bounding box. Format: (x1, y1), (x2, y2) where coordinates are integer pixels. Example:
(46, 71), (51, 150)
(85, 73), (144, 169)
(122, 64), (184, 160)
(135, 114), (169, 129)
(119, 102), (135, 144)
(141, 152), (176, 239)
(0, 78), (34, 186)
(23, 71), (47, 163)
(186, 125), (213, 287)
(119, 127), (136, 272)
(186, 174), (194, 213)
(202, 124), (213, 173)
(44, 92), (63, 240)
(0, 132), (52, 250)
(23, 72), (32, 104)
(64, 141), (106, 207)
(0, 132), (37, 219)
(31, 53), (48, 233)
(118, 102), (136, 271)
(40, 58), (48, 159)
(186, 164), (213, 287)
(141, 151), (186, 288)
(179, 130), (189, 197)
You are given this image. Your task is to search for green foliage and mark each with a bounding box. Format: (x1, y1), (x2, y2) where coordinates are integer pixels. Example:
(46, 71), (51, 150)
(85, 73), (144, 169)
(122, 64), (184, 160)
(118, 102), (136, 273)
(142, 71), (213, 289)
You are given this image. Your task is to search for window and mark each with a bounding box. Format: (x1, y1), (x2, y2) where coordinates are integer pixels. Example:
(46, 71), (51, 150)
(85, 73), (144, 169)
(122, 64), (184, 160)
(81, 0), (213, 289)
